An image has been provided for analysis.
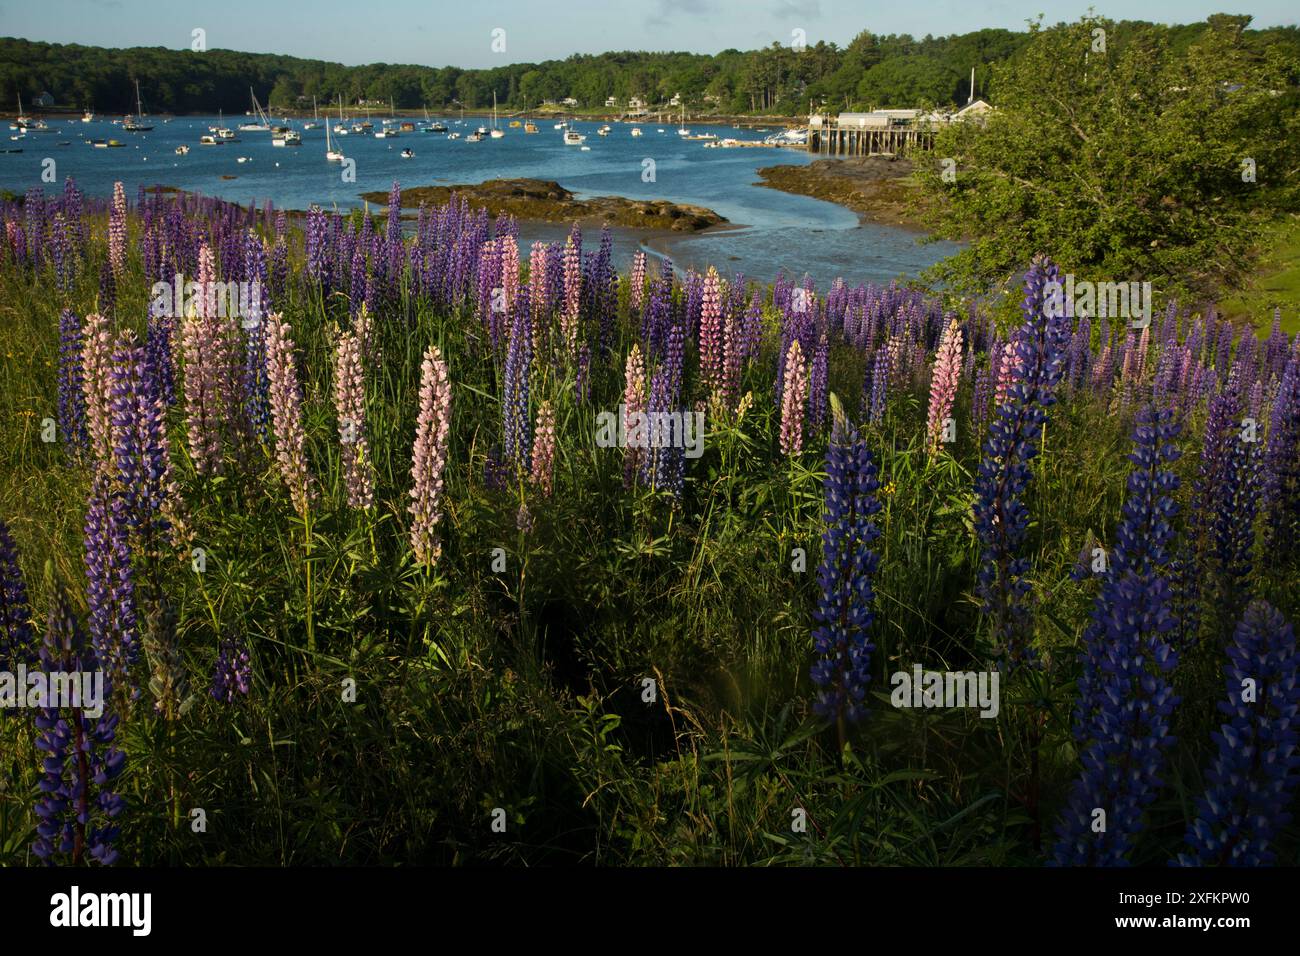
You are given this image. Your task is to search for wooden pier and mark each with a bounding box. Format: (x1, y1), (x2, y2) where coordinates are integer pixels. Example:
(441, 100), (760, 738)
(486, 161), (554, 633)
(807, 114), (935, 157)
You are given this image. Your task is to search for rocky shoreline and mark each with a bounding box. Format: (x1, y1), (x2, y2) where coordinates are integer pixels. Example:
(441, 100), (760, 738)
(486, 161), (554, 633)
(755, 156), (929, 231)
(359, 178), (726, 232)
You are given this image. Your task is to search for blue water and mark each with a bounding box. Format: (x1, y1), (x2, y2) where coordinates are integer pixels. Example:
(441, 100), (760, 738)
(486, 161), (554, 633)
(1, 115), (961, 287)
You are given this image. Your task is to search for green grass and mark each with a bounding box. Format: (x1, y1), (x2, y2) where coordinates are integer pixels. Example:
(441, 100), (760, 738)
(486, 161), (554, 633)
(1221, 213), (1300, 334)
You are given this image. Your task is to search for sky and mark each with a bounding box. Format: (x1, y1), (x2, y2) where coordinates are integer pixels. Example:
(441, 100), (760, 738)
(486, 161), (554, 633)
(3, 0), (1297, 68)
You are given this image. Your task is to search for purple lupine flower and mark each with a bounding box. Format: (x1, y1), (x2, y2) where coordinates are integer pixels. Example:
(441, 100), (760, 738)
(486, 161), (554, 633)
(973, 257), (1070, 667)
(83, 470), (138, 699)
(503, 290), (532, 472)
(306, 207), (329, 285)
(868, 345), (890, 426)
(1052, 406), (1181, 867)
(779, 339), (807, 456)
(180, 245), (226, 475)
(810, 419), (882, 727)
(31, 584), (126, 865)
(529, 401), (557, 498)
(1197, 366), (1260, 611)
(211, 635), (252, 704)
(334, 330), (374, 510)
(58, 309), (88, 460)
(1263, 351), (1300, 549)
(0, 519), (35, 671)
(265, 313), (315, 517)
(410, 344), (452, 566)
(643, 258), (673, 361)
(108, 181), (127, 278)
(1176, 600), (1300, 866)
(807, 334), (829, 431)
(110, 328), (177, 553)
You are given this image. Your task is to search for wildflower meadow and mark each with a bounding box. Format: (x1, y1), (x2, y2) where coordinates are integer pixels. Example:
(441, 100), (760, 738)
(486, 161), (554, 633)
(0, 178), (1297, 872)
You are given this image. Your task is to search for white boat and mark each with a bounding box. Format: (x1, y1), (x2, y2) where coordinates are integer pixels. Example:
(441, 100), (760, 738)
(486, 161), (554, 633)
(215, 127), (239, 141)
(237, 156), (250, 163)
(489, 92), (505, 137)
(677, 102), (689, 136)
(466, 131), (484, 142)
(82, 110), (94, 123)
(448, 132), (460, 140)
(123, 81), (154, 131)
(175, 144), (190, 154)
(272, 129), (301, 146)
(239, 88), (271, 131)
(303, 97), (321, 129)
(374, 128), (390, 139)
(580, 145), (591, 151)
(325, 115), (345, 162)
(630, 127), (642, 137)
(553, 122), (566, 130)
(199, 135), (220, 145)
(400, 148), (414, 158)
(563, 130), (586, 145)
(597, 125), (611, 136)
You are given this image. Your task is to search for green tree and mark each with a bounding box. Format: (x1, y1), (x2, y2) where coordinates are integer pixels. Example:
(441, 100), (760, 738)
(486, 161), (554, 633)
(916, 16), (1300, 299)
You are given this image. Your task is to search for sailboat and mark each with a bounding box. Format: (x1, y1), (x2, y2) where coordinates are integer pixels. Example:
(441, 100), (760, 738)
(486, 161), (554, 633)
(10, 93), (29, 130)
(333, 95), (349, 135)
(325, 114), (344, 162)
(239, 88), (271, 132)
(490, 92), (505, 138)
(123, 80), (154, 131)
(375, 98), (399, 138)
(303, 97), (321, 130)
(677, 102), (690, 137)
(81, 108), (95, 123)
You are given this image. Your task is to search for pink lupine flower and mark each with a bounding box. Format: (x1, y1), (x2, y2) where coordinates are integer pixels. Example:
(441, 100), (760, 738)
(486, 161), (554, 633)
(623, 344), (646, 488)
(529, 241), (550, 357)
(334, 330), (374, 509)
(180, 245), (225, 475)
(108, 182), (127, 278)
(81, 311), (114, 471)
(409, 344), (452, 566)
(500, 235), (519, 315)
(529, 400), (557, 497)
(927, 319), (964, 455)
(561, 236), (581, 358)
(264, 312), (315, 517)
(630, 250), (647, 311)
(699, 266), (725, 402)
(779, 339), (807, 456)
(993, 340), (1020, 408)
